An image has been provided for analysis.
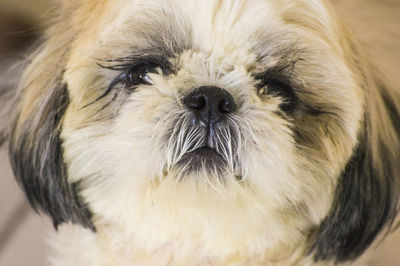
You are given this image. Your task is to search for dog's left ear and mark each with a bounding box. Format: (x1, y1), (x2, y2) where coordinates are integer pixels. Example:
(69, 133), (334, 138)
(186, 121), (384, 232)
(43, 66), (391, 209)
(309, 30), (400, 264)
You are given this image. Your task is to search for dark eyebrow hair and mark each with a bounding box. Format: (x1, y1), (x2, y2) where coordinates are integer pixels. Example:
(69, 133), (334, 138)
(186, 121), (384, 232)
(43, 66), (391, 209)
(95, 13), (193, 72)
(253, 57), (305, 87)
(96, 52), (173, 72)
(103, 6), (192, 64)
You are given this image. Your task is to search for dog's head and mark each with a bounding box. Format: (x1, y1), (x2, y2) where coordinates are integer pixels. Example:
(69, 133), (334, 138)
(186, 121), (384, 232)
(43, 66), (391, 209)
(6, 0), (400, 264)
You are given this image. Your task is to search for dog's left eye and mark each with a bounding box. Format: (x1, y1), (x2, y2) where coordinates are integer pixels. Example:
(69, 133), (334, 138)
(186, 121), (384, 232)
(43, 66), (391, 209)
(257, 79), (298, 113)
(123, 62), (160, 86)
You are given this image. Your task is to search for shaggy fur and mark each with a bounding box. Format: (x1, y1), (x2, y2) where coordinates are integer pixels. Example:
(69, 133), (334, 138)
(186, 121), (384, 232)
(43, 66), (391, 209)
(2, 0), (400, 265)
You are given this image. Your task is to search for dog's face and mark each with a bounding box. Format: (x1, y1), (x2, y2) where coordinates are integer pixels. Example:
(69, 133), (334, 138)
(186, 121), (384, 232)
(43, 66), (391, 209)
(7, 0), (400, 264)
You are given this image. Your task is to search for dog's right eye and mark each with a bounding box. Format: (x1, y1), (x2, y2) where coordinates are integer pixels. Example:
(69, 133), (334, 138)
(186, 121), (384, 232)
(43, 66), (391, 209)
(123, 62), (160, 88)
(92, 61), (163, 105)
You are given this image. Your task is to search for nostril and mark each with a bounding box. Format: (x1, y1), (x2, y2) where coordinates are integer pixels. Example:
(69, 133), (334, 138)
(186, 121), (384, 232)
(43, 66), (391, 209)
(194, 96), (206, 110)
(185, 95), (206, 110)
(218, 99), (230, 114)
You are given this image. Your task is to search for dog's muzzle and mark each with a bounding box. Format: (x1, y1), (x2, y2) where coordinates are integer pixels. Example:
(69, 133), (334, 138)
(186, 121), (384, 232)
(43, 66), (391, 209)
(173, 86), (238, 174)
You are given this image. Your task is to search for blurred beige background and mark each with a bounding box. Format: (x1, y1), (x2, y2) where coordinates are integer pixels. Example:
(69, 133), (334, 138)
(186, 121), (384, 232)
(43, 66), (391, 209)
(0, 0), (399, 265)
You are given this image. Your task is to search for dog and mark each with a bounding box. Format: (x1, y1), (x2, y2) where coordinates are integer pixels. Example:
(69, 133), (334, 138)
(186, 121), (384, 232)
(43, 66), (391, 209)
(1, 0), (400, 265)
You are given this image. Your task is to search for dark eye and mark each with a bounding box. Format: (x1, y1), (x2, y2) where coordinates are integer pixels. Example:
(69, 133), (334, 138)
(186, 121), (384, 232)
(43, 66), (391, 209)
(124, 61), (160, 87)
(257, 79), (297, 113)
(89, 61), (165, 108)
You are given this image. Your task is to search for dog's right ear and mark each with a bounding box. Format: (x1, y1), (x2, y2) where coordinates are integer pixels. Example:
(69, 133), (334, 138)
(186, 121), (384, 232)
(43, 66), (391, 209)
(10, 82), (94, 231)
(8, 4), (95, 231)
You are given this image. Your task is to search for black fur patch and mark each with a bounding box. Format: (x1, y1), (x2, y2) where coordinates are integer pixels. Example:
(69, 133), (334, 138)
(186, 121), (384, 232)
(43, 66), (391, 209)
(9, 83), (95, 231)
(309, 111), (400, 263)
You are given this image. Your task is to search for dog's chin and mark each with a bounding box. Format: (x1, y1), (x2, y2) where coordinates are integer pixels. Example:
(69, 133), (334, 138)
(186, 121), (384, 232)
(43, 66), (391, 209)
(174, 145), (232, 178)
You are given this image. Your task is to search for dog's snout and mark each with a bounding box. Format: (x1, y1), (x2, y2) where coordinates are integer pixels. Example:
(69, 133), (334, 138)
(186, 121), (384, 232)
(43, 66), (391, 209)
(183, 86), (237, 125)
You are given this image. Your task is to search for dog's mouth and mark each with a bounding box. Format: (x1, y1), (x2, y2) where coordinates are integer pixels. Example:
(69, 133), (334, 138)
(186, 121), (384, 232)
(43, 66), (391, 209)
(176, 145), (227, 173)
(166, 113), (240, 177)
(188, 145), (221, 157)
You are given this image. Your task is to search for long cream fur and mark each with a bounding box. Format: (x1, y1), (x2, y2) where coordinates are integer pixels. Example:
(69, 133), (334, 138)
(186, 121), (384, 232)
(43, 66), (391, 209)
(3, 0), (400, 265)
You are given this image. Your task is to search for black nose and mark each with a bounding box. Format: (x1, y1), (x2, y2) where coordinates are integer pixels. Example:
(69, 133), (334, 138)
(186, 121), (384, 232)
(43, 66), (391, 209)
(183, 86), (237, 126)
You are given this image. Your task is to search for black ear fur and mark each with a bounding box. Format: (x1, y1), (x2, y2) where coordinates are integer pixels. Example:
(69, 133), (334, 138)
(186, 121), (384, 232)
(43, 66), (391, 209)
(309, 88), (400, 263)
(9, 82), (95, 231)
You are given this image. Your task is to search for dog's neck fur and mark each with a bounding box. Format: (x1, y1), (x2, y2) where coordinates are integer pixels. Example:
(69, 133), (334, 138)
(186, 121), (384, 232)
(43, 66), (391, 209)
(50, 224), (319, 266)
